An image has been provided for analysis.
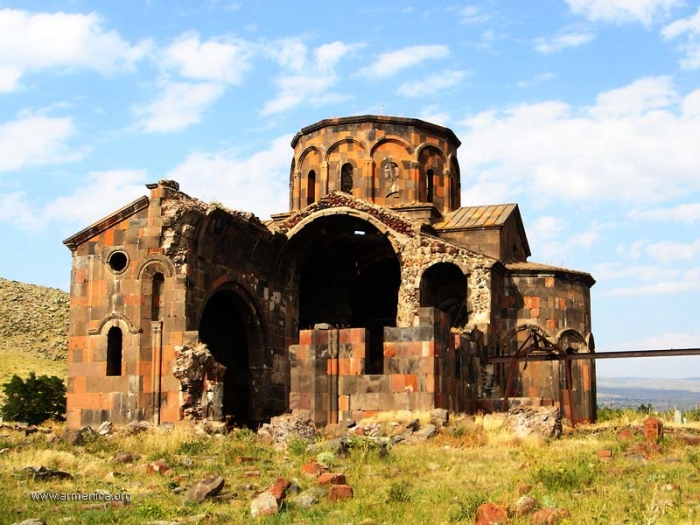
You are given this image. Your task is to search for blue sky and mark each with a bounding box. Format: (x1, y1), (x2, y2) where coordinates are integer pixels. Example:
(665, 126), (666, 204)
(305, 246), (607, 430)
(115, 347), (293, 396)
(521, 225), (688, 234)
(1, 0), (700, 378)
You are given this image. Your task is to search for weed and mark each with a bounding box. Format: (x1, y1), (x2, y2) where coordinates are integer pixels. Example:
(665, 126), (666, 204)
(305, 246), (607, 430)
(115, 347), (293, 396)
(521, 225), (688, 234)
(531, 456), (596, 491)
(287, 436), (309, 457)
(449, 492), (487, 522)
(180, 440), (207, 455)
(386, 481), (411, 502)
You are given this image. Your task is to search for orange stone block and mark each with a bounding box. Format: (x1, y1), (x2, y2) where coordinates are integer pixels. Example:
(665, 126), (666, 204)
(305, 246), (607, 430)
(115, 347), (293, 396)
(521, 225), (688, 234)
(299, 330), (312, 345)
(327, 359), (339, 375)
(546, 318), (557, 330)
(338, 395), (349, 411)
(383, 342), (397, 358)
(72, 376), (86, 394)
(294, 345), (309, 361)
(559, 298), (566, 310)
(338, 358), (351, 376)
(545, 276), (555, 288)
(349, 358), (363, 375)
(391, 375), (405, 393)
(404, 374), (418, 393)
(524, 296), (541, 309)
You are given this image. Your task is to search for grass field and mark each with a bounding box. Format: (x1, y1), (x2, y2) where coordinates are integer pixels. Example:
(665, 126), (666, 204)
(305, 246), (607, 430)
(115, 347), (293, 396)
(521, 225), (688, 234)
(1, 413), (699, 525)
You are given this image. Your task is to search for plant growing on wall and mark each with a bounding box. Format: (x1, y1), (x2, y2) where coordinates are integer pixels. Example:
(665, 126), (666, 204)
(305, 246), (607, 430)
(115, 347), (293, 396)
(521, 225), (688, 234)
(1, 372), (66, 425)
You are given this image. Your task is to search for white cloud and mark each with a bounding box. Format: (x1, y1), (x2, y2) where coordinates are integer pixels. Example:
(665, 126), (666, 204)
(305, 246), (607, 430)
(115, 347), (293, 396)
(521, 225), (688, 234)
(646, 239), (700, 264)
(534, 28), (595, 54)
(160, 31), (254, 84)
(662, 7), (700, 70)
(0, 191), (40, 230)
(517, 72), (556, 88)
(397, 69), (468, 98)
(262, 40), (363, 116)
(0, 113), (85, 172)
(566, 0), (681, 25)
(134, 81), (226, 133)
(360, 45), (449, 78)
(456, 5), (490, 25)
(591, 76), (676, 118)
(628, 203), (700, 222)
(457, 76), (700, 206)
(0, 9), (151, 92)
(166, 135), (292, 219)
(593, 262), (679, 282)
(418, 105), (451, 127)
(44, 170), (147, 226)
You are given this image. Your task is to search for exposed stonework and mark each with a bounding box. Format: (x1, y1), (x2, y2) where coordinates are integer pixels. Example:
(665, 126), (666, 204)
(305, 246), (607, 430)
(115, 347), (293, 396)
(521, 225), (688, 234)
(63, 115), (596, 428)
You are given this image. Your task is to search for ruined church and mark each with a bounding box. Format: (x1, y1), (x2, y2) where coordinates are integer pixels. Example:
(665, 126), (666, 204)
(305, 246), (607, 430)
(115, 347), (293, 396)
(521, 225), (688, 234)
(63, 115), (596, 429)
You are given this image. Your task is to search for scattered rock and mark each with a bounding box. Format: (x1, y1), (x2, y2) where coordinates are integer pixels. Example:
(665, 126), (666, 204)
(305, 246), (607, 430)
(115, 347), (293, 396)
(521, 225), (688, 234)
(405, 418), (420, 432)
(268, 477), (292, 502)
(475, 502), (508, 524)
(61, 426), (95, 445)
(98, 421), (113, 435)
(183, 474), (225, 504)
(530, 507), (571, 525)
(510, 495), (537, 517)
(22, 466), (72, 481)
(617, 428), (635, 440)
(114, 452), (139, 463)
(415, 424), (437, 439)
(598, 449), (613, 459)
(677, 433), (700, 446)
(258, 413), (316, 444)
(317, 473), (346, 485)
(10, 519), (47, 525)
(148, 461), (170, 475)
(290, 492), (319, 508)
(504, 406), (562, 440)
(328, 484), (354, 502)
(301, 461), (325, 478)
(123, 421), (152, 435)
(250, 492), (279, 518)
(430, 408), (449, 427)
(643, 417), (663, 444)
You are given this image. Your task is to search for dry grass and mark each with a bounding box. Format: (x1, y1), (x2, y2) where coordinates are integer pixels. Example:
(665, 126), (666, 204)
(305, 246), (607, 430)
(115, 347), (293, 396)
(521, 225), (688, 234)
(0, 413), (699, 524)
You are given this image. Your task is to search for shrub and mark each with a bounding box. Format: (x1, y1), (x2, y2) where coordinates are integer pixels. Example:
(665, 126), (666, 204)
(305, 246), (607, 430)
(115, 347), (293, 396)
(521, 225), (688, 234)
(1, 372), (66, 425)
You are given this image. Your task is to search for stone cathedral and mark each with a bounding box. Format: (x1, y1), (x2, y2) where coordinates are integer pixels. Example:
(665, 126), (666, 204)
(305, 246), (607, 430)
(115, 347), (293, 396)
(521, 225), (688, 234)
(63, 115), (596, 429)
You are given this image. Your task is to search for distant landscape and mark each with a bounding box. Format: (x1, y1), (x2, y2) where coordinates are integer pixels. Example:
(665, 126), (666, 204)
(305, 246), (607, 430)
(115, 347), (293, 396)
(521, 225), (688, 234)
(597, 377), (700, 411)
(0, 276), (698, 412)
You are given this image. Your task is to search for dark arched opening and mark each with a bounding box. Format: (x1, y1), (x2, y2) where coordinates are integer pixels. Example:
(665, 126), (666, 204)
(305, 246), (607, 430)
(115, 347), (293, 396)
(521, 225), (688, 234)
(293, 215), (400, 374)
(106, 327), (123, 376)
(199, 289), (260, 427)
(426, 169), (434, 203)
(341, 163), (353, 193)
(420, 262), (467, 327)
(152, 273), (164, 321)
(307, 170), (316, 205)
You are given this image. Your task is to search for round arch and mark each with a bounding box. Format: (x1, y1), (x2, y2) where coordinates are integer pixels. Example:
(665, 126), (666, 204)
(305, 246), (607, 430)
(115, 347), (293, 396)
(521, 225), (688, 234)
(325, 139), (365, 161)
(197, 281), (267, 427)
(419, 262), (468, 327)
(369, 137), (411, 157)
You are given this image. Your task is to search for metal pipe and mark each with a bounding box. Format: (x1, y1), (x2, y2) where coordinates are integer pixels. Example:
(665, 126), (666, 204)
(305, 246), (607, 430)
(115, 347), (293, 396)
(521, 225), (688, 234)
(486, 348), (700, 363)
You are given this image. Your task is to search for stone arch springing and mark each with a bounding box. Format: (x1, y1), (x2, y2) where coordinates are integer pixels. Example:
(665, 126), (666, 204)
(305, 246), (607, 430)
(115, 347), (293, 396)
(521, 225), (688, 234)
(419, 262), (468, 328)
(106, 326), (123, 376)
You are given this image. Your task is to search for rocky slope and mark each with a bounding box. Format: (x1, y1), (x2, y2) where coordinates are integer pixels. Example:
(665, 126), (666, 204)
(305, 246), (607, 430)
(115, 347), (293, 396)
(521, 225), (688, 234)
(0, 277), (68, 361)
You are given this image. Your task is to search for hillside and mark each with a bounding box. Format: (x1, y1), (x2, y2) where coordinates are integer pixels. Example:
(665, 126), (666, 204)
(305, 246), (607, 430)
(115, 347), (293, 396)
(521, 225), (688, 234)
(0, 277), (68, 391)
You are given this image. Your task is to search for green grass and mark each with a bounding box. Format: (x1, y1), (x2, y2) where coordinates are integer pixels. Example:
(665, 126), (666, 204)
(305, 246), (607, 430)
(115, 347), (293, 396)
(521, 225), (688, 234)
(0, 414), (699, 524)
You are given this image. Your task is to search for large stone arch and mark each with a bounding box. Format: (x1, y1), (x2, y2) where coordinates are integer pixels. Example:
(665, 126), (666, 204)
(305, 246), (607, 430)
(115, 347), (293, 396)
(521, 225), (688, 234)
(419, 261), (468, 328)
(197, 280), (268, 427)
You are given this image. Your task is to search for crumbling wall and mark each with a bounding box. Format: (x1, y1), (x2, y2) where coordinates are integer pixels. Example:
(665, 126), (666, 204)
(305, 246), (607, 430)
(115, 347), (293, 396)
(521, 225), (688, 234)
(172, 342), (226, 420)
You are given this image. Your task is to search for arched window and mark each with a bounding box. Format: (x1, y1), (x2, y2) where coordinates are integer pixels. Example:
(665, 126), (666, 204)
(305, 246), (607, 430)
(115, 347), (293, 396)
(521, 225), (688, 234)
(307, 170), (316, 205)
(426, 169), (434, 203)
(152, 273), (164, 321)
(341, 163), (353, 193)
(106, 326), (123, 376)
(420, 262), (467, 327)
